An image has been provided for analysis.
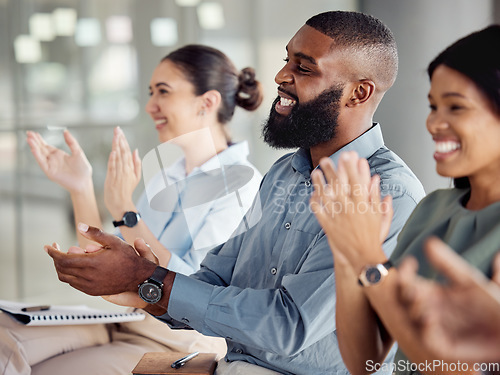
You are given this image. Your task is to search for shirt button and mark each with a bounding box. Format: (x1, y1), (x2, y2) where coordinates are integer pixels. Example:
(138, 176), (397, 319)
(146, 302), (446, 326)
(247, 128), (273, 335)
(305, 180), (311, 187)
(235, 349), (243, 354)
(181, 317), (190, 324)
(284, 222), (291, 230)
(271, 267), (277, 275)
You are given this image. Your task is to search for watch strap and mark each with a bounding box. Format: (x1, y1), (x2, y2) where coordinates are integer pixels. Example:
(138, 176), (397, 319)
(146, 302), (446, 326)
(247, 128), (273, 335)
(112, 211), (140, 228)
(112, 219), (125, 227)
(381, 259), (393, 270)
(148, 266), (169, 286)
(358, 260), (393, 286)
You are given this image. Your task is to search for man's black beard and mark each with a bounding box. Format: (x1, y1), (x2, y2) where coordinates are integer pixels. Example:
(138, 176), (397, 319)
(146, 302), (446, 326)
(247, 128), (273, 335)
(262, 85), (343, 149)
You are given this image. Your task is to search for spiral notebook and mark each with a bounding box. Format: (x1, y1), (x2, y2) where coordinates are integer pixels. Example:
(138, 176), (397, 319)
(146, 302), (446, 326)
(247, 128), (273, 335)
(0, 299), (145, 326)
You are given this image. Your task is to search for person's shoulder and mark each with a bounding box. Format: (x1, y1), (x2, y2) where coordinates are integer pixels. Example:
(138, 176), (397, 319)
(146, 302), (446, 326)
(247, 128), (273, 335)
(401, 188), (464, 227)
(368, 147), (415, 177)
(274, 151), (295, 165)
(368, 147), (425, 203)
(418, 188), (466, 207)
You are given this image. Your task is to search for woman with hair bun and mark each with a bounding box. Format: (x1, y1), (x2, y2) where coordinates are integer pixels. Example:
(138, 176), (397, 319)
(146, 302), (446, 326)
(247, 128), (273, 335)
(6, 44), (264, 375)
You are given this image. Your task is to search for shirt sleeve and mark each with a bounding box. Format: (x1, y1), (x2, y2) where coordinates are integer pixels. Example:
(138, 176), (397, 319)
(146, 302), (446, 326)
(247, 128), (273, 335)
(157, 232), (336, 357)
(157, 177), (421, 357)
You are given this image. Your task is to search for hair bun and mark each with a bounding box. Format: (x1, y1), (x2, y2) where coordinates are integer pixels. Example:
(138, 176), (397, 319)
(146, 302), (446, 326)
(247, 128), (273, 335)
(239, 67), (256, 86)
(236, 67), (263, 111)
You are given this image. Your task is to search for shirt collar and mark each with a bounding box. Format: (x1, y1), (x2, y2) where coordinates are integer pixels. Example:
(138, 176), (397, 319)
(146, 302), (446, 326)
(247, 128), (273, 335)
(166, 141), (250, 181)
(328, 123), (384, 166)
(291, 123), (385, 176)
(197, 141), (250, 173)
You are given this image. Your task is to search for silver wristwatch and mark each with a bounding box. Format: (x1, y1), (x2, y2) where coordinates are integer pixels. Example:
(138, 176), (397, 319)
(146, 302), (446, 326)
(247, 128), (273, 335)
(358, 260), (393, 287)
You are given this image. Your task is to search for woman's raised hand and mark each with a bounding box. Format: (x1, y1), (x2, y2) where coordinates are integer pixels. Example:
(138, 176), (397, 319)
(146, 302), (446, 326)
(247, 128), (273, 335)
(26, 130), (93, 193)
(310, 151), (393, 268)
(103, 127), (142, 218)
(397, 238), (500, 363)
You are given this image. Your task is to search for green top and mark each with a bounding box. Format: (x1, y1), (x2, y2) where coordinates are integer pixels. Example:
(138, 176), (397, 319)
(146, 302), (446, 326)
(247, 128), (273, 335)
(389, 188), (500, 375)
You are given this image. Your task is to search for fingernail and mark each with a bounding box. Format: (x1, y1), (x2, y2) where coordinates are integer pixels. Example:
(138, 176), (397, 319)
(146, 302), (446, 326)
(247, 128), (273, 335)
(54, 242), (60, 250)
(78, 223), (89, 232)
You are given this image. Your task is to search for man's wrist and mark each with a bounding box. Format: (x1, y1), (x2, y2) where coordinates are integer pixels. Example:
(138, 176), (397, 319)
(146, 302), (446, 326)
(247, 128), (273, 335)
(143, 270), (176, 316)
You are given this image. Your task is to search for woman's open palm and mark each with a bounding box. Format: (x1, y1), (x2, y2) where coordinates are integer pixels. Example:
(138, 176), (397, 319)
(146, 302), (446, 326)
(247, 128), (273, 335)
(27, 130), (93, 193)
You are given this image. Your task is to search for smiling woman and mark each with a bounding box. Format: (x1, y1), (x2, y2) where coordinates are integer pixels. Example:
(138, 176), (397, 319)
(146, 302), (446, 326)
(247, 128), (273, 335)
(4, 44), (265, 375)
(426, 29), (500, 193)
(310, 24), (500, 375)
(426, 64), (500, 199)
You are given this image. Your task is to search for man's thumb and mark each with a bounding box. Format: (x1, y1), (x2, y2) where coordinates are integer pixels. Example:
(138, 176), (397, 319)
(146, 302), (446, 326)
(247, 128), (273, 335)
(77, 223), (120, 248)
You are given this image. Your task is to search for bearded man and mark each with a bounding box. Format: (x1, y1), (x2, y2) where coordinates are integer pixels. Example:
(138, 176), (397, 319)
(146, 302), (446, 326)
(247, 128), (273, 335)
(41, 11), (424, 375)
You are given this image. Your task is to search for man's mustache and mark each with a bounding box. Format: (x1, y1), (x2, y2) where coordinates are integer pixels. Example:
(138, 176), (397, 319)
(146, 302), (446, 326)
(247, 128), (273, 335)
(277, 87), (299, 102)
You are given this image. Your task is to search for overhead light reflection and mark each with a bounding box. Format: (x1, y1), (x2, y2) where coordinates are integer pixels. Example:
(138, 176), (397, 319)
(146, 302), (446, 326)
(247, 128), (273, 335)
(150, 18), (178, 46)
(197, 2), (225, 30)
(30, 13), (56, 41)
(106, 16), (133, 44)
(52, 8), (77, 36)
(14, 35), (42, 63)
(75, 18), (102, 46)
(175, 0), (201, 6)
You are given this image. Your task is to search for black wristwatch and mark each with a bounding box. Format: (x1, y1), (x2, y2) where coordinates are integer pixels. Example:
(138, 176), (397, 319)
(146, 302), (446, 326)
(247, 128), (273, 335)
(358, 260), (393, 287)
(138, 266), (169, 304)
(113, 211), (141, 228)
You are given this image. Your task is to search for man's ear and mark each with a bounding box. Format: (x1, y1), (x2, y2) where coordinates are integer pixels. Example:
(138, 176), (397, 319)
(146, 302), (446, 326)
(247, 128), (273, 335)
(346, 80), (375, 107)
(200, 90), (222, 114)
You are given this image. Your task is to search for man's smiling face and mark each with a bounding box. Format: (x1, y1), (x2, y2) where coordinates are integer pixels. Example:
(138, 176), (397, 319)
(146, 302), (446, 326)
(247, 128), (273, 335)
(262, 25), (349, 149)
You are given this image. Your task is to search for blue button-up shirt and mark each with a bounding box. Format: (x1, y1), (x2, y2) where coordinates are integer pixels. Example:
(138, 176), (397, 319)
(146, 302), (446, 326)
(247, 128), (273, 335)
(120, 141), (262, 275)
(158, 124), (425, 374)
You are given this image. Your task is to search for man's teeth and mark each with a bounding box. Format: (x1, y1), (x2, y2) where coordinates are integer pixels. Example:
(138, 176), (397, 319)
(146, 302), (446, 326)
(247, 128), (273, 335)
(280, 97), (296, 107)
(435, 141), (461, 153)
(155, 119), (167, 125)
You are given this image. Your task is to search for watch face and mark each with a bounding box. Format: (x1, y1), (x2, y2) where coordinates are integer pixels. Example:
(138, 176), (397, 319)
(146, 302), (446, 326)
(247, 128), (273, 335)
(139, 282), (162, 303)
(365, 268), (382, 284)
(123, 212), (139, 227)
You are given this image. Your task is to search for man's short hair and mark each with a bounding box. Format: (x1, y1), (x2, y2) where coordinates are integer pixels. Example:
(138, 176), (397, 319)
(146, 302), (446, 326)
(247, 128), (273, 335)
(306, 11), (398, 91)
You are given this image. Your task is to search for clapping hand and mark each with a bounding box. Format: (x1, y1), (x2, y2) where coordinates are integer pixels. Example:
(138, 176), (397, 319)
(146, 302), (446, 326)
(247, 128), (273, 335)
(310, 151), (393, 271)
(26, 130), (93, 193)
(398, 237), (500, 363)
(104, 127), (142, 218)
(45, 223), (159, 309)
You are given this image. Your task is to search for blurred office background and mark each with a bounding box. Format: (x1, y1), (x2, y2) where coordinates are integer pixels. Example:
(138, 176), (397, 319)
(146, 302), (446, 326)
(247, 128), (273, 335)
(1, 0), (499, 308)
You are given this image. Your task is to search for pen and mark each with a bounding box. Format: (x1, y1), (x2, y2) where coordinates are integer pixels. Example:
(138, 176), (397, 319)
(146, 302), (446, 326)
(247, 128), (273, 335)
(171, 351), (199, 369)
(21, 305), (50, 312)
